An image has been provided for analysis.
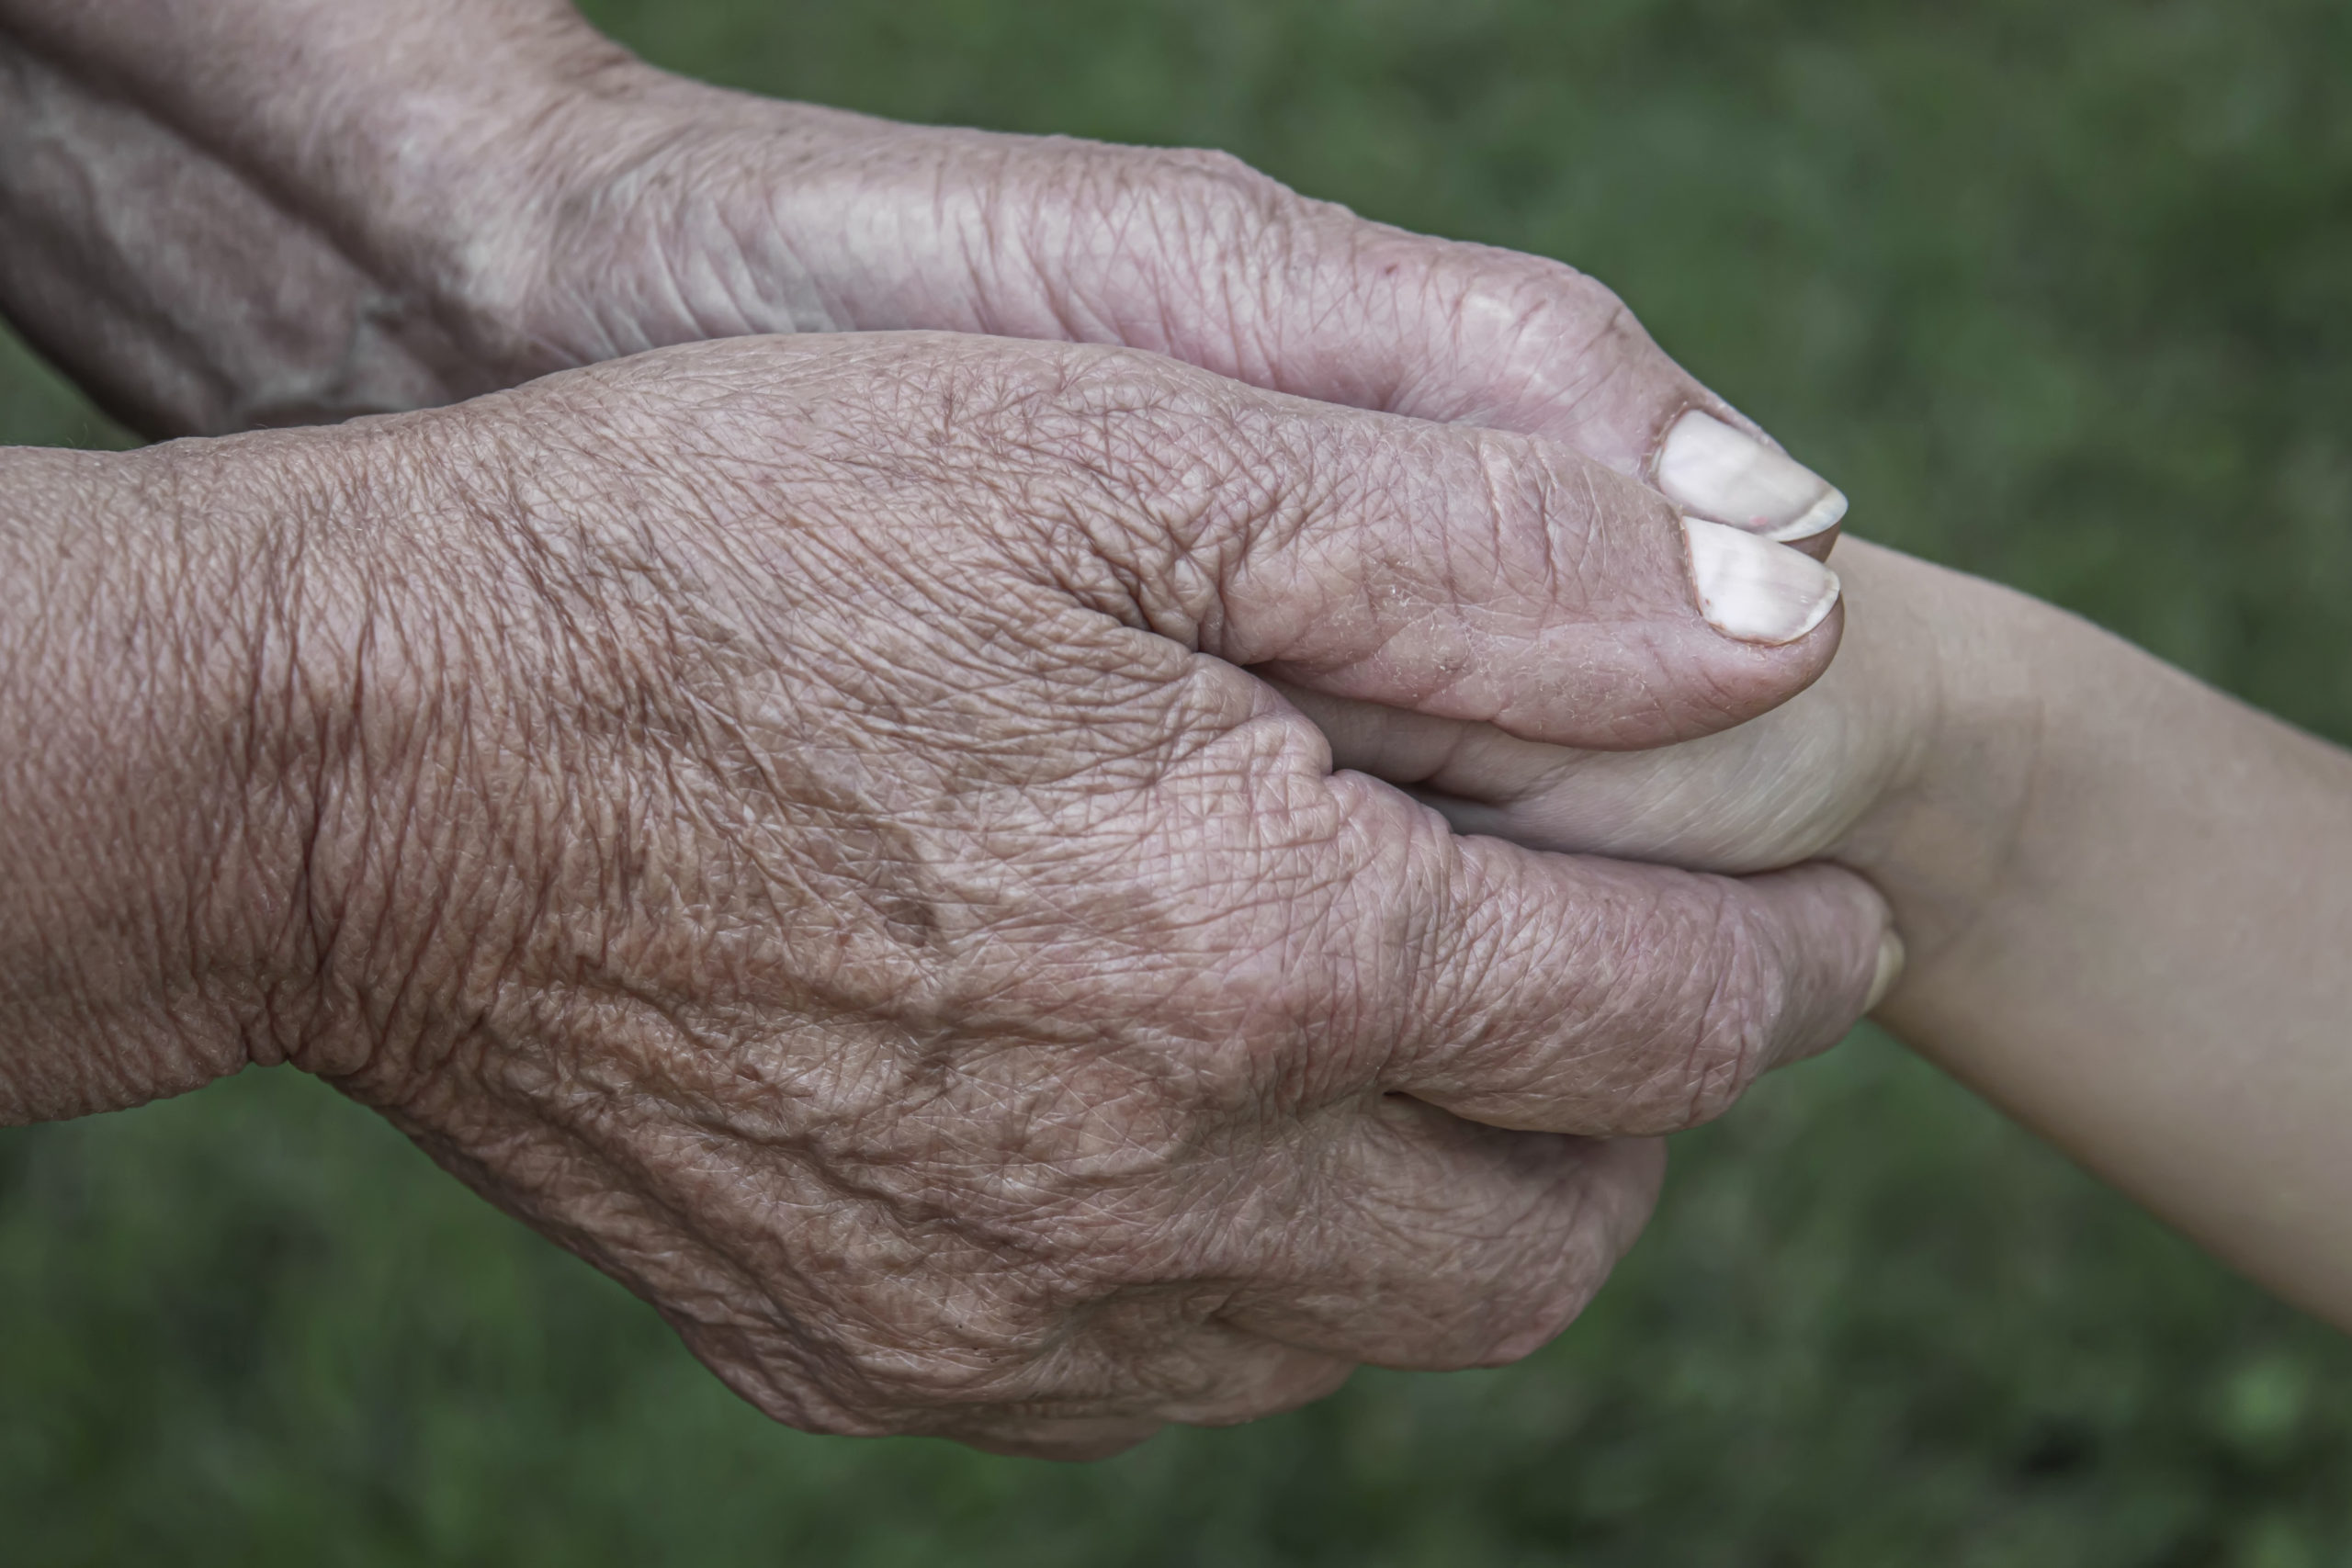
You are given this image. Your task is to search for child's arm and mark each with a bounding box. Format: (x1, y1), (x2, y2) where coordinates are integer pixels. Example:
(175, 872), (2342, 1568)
(1295, 538), (2352, 1325)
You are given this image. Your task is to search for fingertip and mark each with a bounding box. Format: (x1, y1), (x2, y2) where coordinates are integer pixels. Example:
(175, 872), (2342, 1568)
(1231, 409), (1848, 750)
(1657, 409), (1849, 544)
(1769, 485), (1851, 544)
(1575, 555), (1842, 752)
(1782, 521), (1845, 563)
(1683, 517), (1843, 647)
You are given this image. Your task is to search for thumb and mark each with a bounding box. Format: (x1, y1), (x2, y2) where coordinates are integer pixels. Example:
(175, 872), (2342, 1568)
(908, 141), (1850, 540)
(764, 131), (1846, 540)
(1179, 382), (1845, 750)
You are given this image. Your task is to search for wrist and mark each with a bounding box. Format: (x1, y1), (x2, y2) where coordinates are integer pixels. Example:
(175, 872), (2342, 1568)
(1824, 544), (2056, 977)
(0, 431), (418, 1120)
(0, 446), (266, 1116)
(0, 1), (632, 363)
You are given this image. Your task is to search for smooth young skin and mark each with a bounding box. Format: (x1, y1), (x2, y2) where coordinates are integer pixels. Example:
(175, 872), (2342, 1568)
(1299, 539), (2352, 1327)
(0, 333), (1894, 1457)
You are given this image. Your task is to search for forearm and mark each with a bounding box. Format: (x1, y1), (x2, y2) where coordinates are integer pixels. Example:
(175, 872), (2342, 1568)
(0, 0), (594, 283)
(1866, 558), (2352, 1322)
(0, 34), (481, 435)
(0, 1), (607, 434)
(0, 440), (334, 1120)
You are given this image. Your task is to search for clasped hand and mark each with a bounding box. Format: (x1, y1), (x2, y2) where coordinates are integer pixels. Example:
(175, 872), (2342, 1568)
(0, 0), (1899, 1460)
(280, 337), (1888, 1456)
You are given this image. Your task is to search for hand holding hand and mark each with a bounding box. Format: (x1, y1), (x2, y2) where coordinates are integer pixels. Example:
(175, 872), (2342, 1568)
(1311, 531), (2352, 1331)
(0, 333), (1894, 1455)
(1286, 539), (2039, 972)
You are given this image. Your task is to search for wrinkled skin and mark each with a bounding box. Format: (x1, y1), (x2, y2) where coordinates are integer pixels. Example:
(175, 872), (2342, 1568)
(0, 2), (1885, 1459)
(0, 334), (1892, 1458)
(0, 0), (1758, 478)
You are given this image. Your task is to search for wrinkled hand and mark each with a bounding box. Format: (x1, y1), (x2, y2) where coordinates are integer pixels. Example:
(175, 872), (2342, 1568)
(111, 334), (1883, 1456)
(0, 0), (1848, 546)
(465, 73), (1842, 525)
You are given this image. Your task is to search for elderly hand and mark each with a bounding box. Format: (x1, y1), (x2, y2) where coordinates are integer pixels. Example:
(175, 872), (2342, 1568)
(0, 333), (1891, 1455)
(0, 0), (1846, 548)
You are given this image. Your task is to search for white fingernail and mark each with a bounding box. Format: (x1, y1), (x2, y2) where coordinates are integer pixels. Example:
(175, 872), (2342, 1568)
(1865, 929), (1907, 1013)
(1658, 410), (1849, 541)
(1683, 517), (1841, 644)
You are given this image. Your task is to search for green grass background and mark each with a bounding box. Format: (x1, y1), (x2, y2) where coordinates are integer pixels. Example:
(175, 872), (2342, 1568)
(6, 0), (2352, 1561)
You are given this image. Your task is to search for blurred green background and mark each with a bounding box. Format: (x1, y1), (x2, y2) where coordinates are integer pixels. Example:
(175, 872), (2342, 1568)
(6, 0), (2352, 1561)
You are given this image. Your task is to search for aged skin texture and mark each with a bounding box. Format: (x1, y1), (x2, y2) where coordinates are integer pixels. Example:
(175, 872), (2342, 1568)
(0, 0), (1842, 551)
(0, 333), (1893, 1457)
(0, 0), (1883, 1456)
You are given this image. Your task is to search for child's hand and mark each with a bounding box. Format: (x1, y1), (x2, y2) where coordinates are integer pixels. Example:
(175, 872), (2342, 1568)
(1282, 539), (2048, 970)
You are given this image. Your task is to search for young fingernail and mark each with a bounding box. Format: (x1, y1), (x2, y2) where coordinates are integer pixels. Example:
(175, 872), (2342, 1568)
(1865, 929), (1907, 1013)
(1658, 410), (1849, 542)
(1683, 516), (1842, 644)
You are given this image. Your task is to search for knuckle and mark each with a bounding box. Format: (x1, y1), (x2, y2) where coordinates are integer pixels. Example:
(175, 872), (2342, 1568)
(1328, 1112), (1619, 1370)
(1418, 253), (1676, 435)
(808, 1290), (1081, 1424)
(1509, 266), (1644, 367)
(1105, 716), (1392, 1100)
(1460, 427), (1566, 581)
(1532, 288), (1651, 418)
(1296, 784), (1469, 1084)
(932, 342), (1293, 630)
(1130, 144), (1307, 228)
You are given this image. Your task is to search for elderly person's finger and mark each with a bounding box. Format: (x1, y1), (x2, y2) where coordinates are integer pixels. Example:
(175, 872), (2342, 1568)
(850, 137), (1849, 536)
(1213, 1106), (1667, 1371)
(1265, 539), (1943, 877)
(806, 333), (1846, 750)
(517, 113), (1852, 541)
(1189, 396), (1846, 748)
(1185, 769), (1894, 1138)
(1372, 849), (1896, 1131)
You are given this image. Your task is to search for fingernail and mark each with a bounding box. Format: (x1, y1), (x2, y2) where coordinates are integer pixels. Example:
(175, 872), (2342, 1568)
(1658, 410), (1849, 542)
(1683, 516), (1841, 645)
(1864, 929), (1906, 1013)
